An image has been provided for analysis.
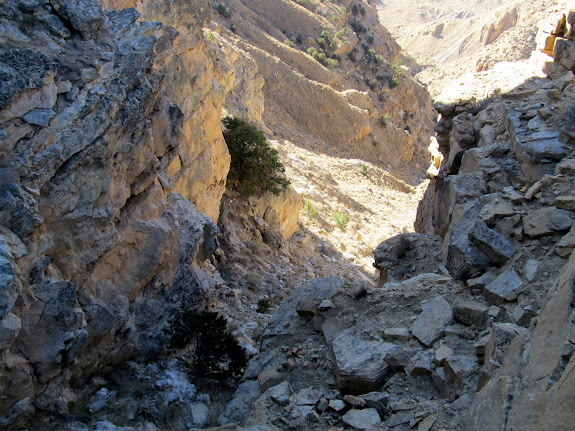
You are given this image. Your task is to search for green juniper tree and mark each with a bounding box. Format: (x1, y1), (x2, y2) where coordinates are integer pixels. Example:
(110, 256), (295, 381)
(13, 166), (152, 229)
(222, 116), (290, 197)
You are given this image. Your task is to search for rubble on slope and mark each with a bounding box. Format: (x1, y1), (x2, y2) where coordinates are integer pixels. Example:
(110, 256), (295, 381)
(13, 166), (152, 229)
(213, 14), (575, 431)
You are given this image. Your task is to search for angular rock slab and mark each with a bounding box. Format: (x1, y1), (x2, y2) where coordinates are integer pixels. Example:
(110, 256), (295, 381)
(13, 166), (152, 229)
(411, 297), (454, 347)
(453, 300), (489, 328)
(331, 327), (396, 395)
(523, 207), (574, 238)
(342, 408), (382, 430)
(469, 219), (515, 266)
(444, 355), (477, 383)
(556, 224), (575, 258)
(484, 267), (523, 305)
(262, 277), (344, 348)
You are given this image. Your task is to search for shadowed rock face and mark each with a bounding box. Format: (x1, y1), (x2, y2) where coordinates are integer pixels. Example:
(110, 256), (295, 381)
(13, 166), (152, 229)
(0, 0), (229, 426)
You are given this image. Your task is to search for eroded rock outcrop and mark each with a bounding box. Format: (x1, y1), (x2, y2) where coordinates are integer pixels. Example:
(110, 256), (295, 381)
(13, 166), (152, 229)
(0, 0), (230, 426)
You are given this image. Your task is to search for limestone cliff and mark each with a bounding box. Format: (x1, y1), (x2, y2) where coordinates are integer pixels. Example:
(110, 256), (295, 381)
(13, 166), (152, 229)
(0, 0), (229, 427)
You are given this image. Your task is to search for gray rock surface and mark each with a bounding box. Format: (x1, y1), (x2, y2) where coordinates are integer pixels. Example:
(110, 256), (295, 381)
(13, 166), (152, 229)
(411, 297), (454, 347)
(469, 219), (515, 266)
(453, 300), (489, 328)
(331, 327), (396, 395)
(484, 267), (523, 305)
(523, 207), (574, 238)
(342, 408), (382, 430)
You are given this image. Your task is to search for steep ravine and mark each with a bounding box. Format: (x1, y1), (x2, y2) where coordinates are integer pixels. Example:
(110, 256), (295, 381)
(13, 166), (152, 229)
(0, 0), (434, 429)
(0, 0), (574, 430)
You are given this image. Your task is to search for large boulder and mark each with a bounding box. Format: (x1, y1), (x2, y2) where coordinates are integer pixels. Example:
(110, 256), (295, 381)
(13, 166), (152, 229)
(331, 327), (397, 395)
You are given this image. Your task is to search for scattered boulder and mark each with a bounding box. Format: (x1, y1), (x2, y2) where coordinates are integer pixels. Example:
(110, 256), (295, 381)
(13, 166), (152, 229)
(411, 297), (454, 347)
(469, 220), (516, 266)
(523, 207), (574, 238)
(267, 381), (291, 407)
(258, 370), (285, 393)
(331, 327), (396, 395)
(555, 195), (575, 211)
(328, 399), (346, 412)
(453, 300), (489, 328)
(342, 408), (382, 430)
(511, 305), (536, 327)
(484, 267), (523, 305)
(383, 327), (410, 340)
(556, 224), (575, 257)
(296, 298), (321, 318)
(343, 394), (367, 408)
(444, 355), (477, 383)
(358, 392), (388, 419)
(406, 350), (434, 376)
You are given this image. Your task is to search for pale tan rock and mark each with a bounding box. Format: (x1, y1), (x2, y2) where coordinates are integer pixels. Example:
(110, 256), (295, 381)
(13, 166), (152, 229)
(249, 186), (302, 240)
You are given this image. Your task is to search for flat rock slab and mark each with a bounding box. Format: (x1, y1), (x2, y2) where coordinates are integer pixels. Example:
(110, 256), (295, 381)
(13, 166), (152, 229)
(342, 408), (382, 430)
(453, 300), (489, 328)
(444, 355), (477, 382)
(411, 297), (454, 347)
(523, 207), (574, 238)
(331, 327), (396, 395)
(384, 327), (410, 340)
(521, 137), (567, 162)
(469, 220), (515, 266)
(484, 267), (523, 305)
(556, 224), (575, 257)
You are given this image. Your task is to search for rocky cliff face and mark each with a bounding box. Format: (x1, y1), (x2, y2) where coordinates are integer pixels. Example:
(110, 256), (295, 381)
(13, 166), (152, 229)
(0, 0), (230, 427)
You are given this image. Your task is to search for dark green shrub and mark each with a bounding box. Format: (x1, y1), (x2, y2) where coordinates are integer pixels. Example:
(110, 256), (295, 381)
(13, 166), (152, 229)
(365, 78), (378, 90)
(223, 116), (290, 197)
(257, 298), (270, 313)
(318, 30), (335, 50)
(307, 47), (339, 67)
(217, 3), (232, 18)
(296, 34), (303, 44)
(168, 310), (247, 380)
(389, 59), (404, 88)
(348, 48), (358, 62)
(230, 24), (237, 33)
(379, 114), (391, 127)
(349, 20), (366, 34)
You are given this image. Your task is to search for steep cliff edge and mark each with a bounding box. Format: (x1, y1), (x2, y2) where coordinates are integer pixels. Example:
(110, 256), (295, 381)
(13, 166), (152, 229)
(0, 0), (230, 427)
